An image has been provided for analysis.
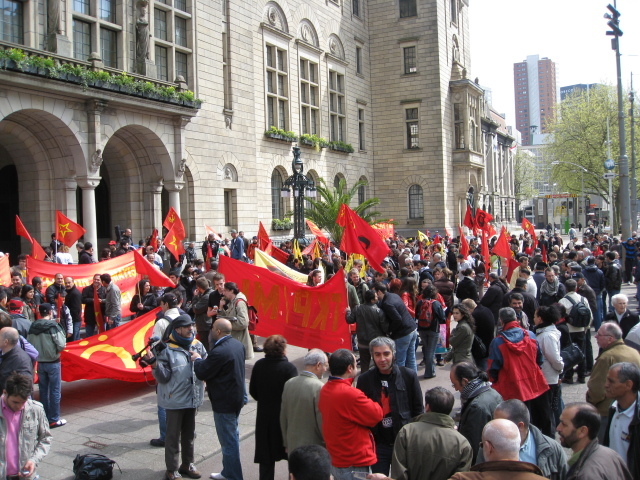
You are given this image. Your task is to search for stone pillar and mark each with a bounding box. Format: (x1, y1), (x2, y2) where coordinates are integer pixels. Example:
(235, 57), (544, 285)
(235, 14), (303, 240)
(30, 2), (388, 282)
(147, 182), (163, 231)
(76, 177), (101, 251)
(164, 180), (184, 217)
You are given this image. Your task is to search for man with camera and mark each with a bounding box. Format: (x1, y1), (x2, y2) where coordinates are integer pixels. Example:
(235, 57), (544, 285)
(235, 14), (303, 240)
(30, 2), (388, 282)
(152, 314), (208, 480)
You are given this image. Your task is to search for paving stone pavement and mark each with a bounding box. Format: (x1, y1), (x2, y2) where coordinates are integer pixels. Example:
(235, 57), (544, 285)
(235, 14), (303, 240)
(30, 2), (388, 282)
(34, 281), (638, 480)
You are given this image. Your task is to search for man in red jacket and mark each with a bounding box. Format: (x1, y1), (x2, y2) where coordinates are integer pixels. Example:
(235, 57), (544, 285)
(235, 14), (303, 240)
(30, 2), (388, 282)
(318, 349), (383, 480)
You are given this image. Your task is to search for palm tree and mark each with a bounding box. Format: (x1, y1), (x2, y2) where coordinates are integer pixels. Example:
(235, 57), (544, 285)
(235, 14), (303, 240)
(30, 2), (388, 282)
(304, 177), (386, 245)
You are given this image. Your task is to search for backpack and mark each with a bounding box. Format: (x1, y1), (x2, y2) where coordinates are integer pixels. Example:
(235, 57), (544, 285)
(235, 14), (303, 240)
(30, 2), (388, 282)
(564, 295), (591, 328)
(471, 334), (487, 359)
(236, 298), (259, 331)
(73, 453), (120, 480)
(416, 299), (435, 329)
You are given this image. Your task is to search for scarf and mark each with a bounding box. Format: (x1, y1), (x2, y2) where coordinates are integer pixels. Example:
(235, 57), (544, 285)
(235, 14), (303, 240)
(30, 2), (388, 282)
(170, 331), (194, 350)
(540, 276), (560, 297)
(460, 377), (490, 406)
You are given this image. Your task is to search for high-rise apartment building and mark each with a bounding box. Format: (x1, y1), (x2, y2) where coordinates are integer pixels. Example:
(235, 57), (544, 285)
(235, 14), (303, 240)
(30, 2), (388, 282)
(513, 55), (557, 145)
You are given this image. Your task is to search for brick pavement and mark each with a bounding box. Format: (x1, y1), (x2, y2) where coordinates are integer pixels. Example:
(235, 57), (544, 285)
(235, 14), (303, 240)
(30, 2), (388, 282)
(34, 282), (638, 480)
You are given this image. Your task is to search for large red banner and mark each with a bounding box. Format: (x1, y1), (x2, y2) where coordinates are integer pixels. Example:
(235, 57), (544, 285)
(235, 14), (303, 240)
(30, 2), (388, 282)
(0, 255), (10, 286)
(61, 308), (158, 382)
(219, 256), (350, 351)
(26, 250), (174, 317)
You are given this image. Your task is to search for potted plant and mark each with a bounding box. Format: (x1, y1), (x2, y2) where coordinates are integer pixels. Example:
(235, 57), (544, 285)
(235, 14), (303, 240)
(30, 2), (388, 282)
(2, 48), (27, 71)
(272, 218), (293, 230)
(112, 73), (135, 93)
(24, 55), (54, 76)
(328, 140), (355, 153)
(58, 63), (86, 84)
(264, 126), (297, 142)
(87, 70), (111, 88)
(299, 133), (329, 151)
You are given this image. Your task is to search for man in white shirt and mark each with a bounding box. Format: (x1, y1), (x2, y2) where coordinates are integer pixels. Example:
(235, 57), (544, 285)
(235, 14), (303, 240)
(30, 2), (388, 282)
(603, 362), (640, 477)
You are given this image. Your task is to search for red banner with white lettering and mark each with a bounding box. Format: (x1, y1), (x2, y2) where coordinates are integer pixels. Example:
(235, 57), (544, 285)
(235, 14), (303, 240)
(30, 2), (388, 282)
(61, 308), (159, 382)
(219, 256), (350, 351)
(0, 255), (10, 286)
(26, 251), (174, 317)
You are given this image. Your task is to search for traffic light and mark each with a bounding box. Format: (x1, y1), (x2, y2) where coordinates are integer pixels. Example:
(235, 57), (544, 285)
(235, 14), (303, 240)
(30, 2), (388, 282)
(605, 4), (623, 37)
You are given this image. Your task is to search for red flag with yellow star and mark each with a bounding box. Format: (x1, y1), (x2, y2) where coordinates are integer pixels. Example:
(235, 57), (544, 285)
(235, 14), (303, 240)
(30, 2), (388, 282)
(163, 207), (185, 238)
(164, 224), (185, 259)
(16, 215), (47, 261)
(521, 217), (537, 245)
(55, 211), (86, 248)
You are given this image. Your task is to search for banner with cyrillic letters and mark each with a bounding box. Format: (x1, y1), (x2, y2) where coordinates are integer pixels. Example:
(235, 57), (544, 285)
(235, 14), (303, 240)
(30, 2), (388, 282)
(219, 256), (350, 351)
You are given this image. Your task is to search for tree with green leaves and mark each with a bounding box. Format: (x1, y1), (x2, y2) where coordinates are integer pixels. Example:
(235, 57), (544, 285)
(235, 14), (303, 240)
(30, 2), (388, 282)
(514, 149), (539, 213)
(303, 177), (385, 245)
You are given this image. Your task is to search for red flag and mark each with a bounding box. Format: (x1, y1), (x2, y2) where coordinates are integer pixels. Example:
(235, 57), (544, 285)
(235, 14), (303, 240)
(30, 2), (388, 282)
(132, 249), (176, 287)
(486, 223), (496, 238)
(164, 224), (186, 259)
(336, 204), (389, 273)
(16, 215), (47, 261)
(149, 228), (158, 251)
(204, 225), (223, 241)
(306, 220), (329, 246)
(93, 286), (105, 333)
(506, 257), (521, 284)
(474, 208), (493, 231)
(418, 241), (424, 260)
(55, 211), (86, 248)
(205, 243), (214, 272)
(56, 292), (64, 320)
(480, 229), (490, 275)
(163, 207), (185, 238)
(265, 242), (291, 264)
(0, 255), (10, 286)
(541, 244), (548, 263)
(522, 218), (537, 245)
(258, 222), (271, 251)
(492, 227), (513, 259)
(459, 225), (470, 257)
(302, 238), (318, 256)
(463, 204), (475, 230)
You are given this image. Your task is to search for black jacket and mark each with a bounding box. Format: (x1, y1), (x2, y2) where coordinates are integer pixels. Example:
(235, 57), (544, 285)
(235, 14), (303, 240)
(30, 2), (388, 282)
(130, 292), (159, 317)
(356, 364), (423, 442)
(78, 250), (95, 264)
(473, 304), (495, 355)
(45, 283), (65, 304)
(0, 345), (33, 390)
(249, 356), (298, 463)
(539, 281), (567, 306)
(605, 309), (640, 339)
(583, 264), (606, 295)
(10, 314), (31, 338)
(64, 286), (83, 323)
(378, 292), (416, 339)
(81, 284), (106, 326)
(604, 394), (640, 480)
(503, 287), (538, 323)
(456, 277), (478, 302)
(194, 335), (245, 413)
(480, 280), (508, 320)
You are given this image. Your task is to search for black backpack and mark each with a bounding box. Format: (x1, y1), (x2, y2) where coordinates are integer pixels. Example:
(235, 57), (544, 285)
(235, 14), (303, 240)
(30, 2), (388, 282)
(73, 454), (120, 480)
(564, 295), (591, 328)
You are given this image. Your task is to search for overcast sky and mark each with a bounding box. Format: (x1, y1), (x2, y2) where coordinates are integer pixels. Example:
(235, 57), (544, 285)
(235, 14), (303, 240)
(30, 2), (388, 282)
(469, 0), (640, 126)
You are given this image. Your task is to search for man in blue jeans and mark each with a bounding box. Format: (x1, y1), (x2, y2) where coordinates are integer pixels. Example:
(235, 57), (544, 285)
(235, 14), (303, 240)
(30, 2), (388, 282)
(27, 303), (67, 428)
(194, 318), (245, 480)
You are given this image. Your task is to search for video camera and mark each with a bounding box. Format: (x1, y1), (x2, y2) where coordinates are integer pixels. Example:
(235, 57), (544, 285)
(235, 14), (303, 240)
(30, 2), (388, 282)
(132, 336), (166, 368)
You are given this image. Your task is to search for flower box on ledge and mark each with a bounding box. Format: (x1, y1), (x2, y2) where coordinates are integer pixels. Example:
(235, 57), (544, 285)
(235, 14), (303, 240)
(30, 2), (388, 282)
(272, 220), (293, 230)
(299, 134), (329, 150)
(264, 127), (297, 143)
(328, 141), (355, 154)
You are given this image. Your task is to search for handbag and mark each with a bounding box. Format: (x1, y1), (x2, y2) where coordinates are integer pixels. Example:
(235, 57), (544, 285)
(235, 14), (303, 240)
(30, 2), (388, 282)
(561, 343), (584, 373)
(73, 453), (120, 480)
(471, 334), (487, 359)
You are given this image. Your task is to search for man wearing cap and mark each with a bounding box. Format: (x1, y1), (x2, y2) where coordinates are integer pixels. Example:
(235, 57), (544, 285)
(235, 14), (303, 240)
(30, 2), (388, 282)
(8, 299), (31, 338)
(152, 314), (207, 480)
(229, 230), (244, 261)
(27, 303), (67, 428)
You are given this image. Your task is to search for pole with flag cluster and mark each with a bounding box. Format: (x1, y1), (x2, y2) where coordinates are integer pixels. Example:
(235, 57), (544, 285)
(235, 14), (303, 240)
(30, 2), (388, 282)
(336, 203), (389, 273)
(163, 207), (186, 260)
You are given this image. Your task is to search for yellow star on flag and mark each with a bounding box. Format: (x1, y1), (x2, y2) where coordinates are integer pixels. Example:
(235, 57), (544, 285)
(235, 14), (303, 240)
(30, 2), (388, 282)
(58, 222), (72, 238)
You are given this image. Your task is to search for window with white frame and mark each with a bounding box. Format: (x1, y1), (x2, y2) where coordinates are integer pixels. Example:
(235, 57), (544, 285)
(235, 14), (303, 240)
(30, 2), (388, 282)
(408, 185), (424, 219)
(329, 70), (345, 142)
(265, 44), (289, 130)
(153, 0), (193, 85)
(300, 58), (319, 135)
(405, 108), (419, 149)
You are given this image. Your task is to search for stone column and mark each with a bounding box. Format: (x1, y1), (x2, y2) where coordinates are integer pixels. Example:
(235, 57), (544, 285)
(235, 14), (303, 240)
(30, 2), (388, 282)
(147, 182), (163, 231)
(76, 177), (101, 250)
(164, 180), (184, 217)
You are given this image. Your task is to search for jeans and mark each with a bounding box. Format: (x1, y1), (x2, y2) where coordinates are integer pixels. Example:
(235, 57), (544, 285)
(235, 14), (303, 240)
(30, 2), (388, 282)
(106, 314), (121, 330)
(593, 294), (604, 331)
(585, 329), (594, 371)
(38, 362), (61, 422)
(85, 323), (97, 338)
(372, 443), (393, 475)
(330, 466), (370, 480)
(213, 411), (243, 480)
(165, 408), (196, 471)
(72, 321), (82, 341)
(158, 405), (167, 441)
(394, 330), (417, 372)
(419, 330), (439, 378)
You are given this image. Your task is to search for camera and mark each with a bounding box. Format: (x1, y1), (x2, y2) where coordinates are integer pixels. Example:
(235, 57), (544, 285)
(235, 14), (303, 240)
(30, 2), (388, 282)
(132, 336), (166, 367)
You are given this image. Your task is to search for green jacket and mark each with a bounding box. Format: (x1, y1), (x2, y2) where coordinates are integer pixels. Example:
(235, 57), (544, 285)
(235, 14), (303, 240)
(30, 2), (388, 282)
(391, 412), (472, 480)
(445, 320), (474, 364)
(27, 319), (66, 363)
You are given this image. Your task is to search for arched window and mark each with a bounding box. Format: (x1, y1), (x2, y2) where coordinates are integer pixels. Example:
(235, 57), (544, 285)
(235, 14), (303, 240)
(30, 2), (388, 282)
(358, 176), (368, 205)
(271, 169), (284, 219)
(334, 174), (343, 190)
(408, 184), (424, 219)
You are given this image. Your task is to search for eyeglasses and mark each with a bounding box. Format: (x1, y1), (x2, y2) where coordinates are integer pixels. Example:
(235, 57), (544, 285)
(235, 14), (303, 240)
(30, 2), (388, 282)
(595, 332), (613, 338)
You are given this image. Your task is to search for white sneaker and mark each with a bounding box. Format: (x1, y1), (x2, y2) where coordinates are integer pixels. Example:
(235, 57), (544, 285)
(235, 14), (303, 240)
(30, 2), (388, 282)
(209, 474), (226, 480)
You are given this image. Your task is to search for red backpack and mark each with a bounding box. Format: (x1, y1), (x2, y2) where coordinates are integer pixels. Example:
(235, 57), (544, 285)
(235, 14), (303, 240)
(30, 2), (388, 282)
(236, 298), (259, 331)
(416, 299), (435, 328)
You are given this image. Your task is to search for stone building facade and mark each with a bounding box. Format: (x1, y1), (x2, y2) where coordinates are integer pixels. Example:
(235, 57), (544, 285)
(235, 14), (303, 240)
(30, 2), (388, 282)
(0, 0), (514, 258)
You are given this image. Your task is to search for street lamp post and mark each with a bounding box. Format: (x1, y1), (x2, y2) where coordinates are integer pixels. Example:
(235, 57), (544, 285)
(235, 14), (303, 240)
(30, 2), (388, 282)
(630, 77), (638, 230)
(280, 145), (316, 241)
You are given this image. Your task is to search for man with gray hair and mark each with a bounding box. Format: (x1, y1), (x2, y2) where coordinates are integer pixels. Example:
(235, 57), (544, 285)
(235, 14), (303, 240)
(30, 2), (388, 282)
(280, 349), (328, 453)
(588, 322), (640, 440)
(0, 327), (33, 391)
(488, 308), (551, 436)
(605, 293), (639, 339)
(604, 362), (640, 478)
(356, 337), (423, 475)
(477, 399), (567, 480)
(449, 419), (543, 479)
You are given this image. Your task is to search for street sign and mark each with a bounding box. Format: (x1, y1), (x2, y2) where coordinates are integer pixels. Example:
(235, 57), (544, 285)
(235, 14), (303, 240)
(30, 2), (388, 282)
(603, 172), (616, 179)
(604, 158), (615, 170)
(544, 194), (578, 198)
